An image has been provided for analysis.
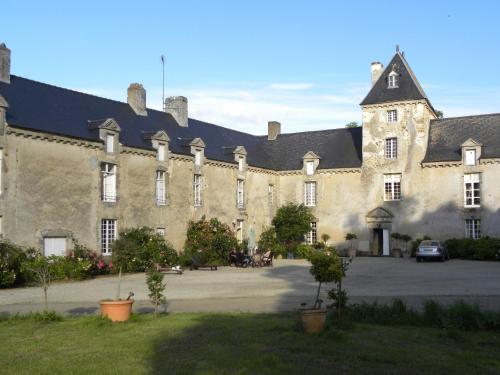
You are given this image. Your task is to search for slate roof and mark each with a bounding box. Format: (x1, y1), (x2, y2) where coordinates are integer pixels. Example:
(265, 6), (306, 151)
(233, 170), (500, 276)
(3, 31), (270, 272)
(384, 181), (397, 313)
(423, 113), (500, 163)
(361, 52), (433, 111)
(0, 75), (362, 171)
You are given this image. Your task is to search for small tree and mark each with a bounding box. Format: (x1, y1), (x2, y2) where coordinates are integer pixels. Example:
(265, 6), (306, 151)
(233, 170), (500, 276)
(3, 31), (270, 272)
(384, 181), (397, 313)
(345, 121), (360, 128)
(345, 233), (357, 252)
(308, 251), (343, 309)
(272, 203), (314, 256)
(146, 268), (166, 316)
(400, 234), (412, 254)
(391, 232), (402, 249)
(25, 254), (53, 311)
(321, 234), (330, 246)
(328, 257), (351, 319)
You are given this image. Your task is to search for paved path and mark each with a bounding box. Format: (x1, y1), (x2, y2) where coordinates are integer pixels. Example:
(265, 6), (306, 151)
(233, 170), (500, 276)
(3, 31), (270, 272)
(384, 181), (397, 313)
(1, 258), (500, 315)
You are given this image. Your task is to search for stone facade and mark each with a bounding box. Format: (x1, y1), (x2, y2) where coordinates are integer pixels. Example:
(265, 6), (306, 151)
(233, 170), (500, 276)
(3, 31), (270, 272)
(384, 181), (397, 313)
(0, 44), (499, 256)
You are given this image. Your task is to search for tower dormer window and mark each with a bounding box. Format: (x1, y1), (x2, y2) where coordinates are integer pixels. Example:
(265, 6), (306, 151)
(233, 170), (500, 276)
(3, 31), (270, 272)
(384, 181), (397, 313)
(388, 71), (399, 88)
(158, 144), (166, 161)
(106, 134), (114, 153)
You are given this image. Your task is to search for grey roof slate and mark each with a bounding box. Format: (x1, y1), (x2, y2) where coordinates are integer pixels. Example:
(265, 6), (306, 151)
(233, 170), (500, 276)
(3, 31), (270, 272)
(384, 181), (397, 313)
(0, 75), (361, 171)
(361, 52), (431, 108)
(423, 113), (500, 163)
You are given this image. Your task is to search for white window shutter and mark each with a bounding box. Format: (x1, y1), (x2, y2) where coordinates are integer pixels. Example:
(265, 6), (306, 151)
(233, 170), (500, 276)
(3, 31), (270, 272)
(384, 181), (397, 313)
(306, 161), (314, 175)
(465, 150), (476, 165)
(44, 238), (66, 257)
(106, 134), (114, 153)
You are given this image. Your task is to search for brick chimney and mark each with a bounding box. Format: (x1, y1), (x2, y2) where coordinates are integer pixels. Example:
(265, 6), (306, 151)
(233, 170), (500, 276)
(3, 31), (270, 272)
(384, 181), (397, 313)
(165, 96), (188, 127)
(371, 62), (384, 87)
(127, 83), (147, 116)
(267, 121), (281, 141)
(0, 43), (11, 84)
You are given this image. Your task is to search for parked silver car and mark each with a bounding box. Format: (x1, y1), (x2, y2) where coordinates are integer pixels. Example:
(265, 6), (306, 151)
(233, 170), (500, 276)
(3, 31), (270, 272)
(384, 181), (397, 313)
(416, 240), (449, 262)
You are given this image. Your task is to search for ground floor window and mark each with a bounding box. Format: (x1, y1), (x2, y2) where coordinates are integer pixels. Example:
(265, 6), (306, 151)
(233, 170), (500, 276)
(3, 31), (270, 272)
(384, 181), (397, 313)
(43, 237), (66, 257)
(101, 219), (117, 255)
(305, 222), (317, 245)
(465, 219), (481, 239)
(156, 227), (165, 237)
(236, 219), (244, 242)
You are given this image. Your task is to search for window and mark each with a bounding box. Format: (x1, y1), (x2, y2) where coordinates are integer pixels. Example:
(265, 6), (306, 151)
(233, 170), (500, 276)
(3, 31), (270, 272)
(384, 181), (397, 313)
(237, 179), (245, 209)
(465, 219), (481, 239)
(465, 149), (476, 166)
(236, 220), (244, 242)
(385, 138), (397, 159)
(195, 150), (202, 166)
(384, 174), (401, 201)
(156, 171), (166, 205)
(156, 227), (165, 237)
(305, 222), (317, 245)
(101, 219), (116, 255)
(464, 174), (480, 207)
(387, 110), (398, 122)
(304, 181), (316, 207)
(101, 163), (117, 202)
(388, 72), (399, 88)
(306, 161), (314, 175)
(43, 237), (66, 257)
(194, 174), (202, 207)
(106, 134), (114, 153)
(0, 149), (3, 196)
(268, 184), (274, 206)
(158, 144), (165, 161)
(238, 157), (244, 171)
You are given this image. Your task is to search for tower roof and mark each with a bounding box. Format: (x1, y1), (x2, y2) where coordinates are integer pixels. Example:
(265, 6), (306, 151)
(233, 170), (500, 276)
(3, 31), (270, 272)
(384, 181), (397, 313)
(361, 51), (433, 111)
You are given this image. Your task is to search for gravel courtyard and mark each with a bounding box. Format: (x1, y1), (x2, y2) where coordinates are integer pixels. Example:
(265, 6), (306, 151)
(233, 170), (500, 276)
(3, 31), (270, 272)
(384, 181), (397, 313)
(1, 257), (500, 315)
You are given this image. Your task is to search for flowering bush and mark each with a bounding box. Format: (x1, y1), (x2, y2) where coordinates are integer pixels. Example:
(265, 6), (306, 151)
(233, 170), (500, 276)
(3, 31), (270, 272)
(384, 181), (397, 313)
(111, 227), (178, 273)
(0, 241), (31, 288)
(183, 216), (238, 266)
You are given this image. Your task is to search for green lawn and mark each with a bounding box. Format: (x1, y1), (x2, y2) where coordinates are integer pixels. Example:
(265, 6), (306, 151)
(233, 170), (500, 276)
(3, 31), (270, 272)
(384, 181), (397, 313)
(1, 313), (500, 374)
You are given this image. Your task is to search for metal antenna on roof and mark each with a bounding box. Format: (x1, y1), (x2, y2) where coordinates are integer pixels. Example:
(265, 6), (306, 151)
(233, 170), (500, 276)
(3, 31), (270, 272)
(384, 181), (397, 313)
(396, 44), (400, 53)
(160, 55), (165, 111)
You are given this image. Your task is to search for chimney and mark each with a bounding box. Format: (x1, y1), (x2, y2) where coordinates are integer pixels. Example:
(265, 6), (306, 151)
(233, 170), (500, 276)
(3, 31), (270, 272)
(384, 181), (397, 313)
(268, 121), (281, 141)
(165, 96), (188, 127)
(0, 43), (11, 84)
(371, 62), (384, 87)
(127, 83), (147, 116)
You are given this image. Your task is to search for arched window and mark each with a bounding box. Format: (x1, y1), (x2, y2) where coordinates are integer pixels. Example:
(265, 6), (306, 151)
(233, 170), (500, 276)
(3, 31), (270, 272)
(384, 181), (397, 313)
(388, 71), (399, 88)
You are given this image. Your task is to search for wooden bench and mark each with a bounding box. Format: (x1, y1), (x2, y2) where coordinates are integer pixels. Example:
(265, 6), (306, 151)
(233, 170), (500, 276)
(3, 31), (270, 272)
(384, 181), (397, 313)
(189, 264), (218, 271)
(155, 264), (184, 275)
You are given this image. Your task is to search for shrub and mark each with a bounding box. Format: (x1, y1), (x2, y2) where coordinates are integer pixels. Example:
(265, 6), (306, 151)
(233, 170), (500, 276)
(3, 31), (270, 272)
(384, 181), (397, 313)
(146, 268), (166, 316)
(295, 244), (313, 259)
(0, 241), (30, 288)
(112, 227), (178, 273)
(444, 237), (500, 261)
(272, 203), (315, 255)
(258, 227), (286, 258)
(183, 217), (238, 266)
(307, 250), (343, 309)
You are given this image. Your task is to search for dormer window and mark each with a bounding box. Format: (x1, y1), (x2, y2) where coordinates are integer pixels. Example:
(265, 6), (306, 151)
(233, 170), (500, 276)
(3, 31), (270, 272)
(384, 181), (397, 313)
(465, 149), (476, 166)
(306, 161), (314, 175)
(387, 110), (398, 123)
(238, 156), (244, 171)
(195, 150), (202, 166)
(105, 134), (114, 153)
(158, 144), (166, 161)
(388, 71), (399, 88)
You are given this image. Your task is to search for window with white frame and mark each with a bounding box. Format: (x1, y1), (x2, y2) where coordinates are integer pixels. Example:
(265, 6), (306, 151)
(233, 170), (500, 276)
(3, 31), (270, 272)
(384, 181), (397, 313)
(465, 219), (481, 239)
(388, 72), (399, 88)
(105, 134), (114, 153)
(304, 181), (316, 207)
(238, 156), (244, 171)
(194, 174), (202, 207)
(465, 149), (476, 166)
(194, 150), (202, 166)
(158, 144), (166, 161)
(387, 110), (398, 123)
(156, 227), (165, 237)
(305, 222), (317, 245)
(306, 161), (314, 175)
(384, 174), (401, 201)
(385, 137), (397, 159)
(101, 163), (117, 202)
(268, 184), (274, 206)
(156, 171), (166, 205)
(101, 219), (116, 255)
(43, 237), (67, 257)
(464, 174), (480, 207)
(237, 179), (245, 209)
(236, 219), (244, 242)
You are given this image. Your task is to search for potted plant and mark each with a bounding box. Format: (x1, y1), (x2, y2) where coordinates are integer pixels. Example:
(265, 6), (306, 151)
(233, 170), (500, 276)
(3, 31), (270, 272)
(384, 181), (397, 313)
(99, 267), (134, 322)
(300, 250), (342, 333)
(345, 233), (357, 258)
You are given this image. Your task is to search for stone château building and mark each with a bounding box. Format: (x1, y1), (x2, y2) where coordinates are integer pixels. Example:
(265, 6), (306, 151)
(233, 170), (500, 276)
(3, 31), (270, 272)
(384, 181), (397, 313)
(0, 43), (499, 256)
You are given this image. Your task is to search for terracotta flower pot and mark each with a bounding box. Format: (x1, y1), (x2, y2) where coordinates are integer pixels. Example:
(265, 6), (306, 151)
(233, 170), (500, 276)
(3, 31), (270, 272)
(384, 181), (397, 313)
(300, 308), (327, 333)
(99, 299), (134, 322)
(348, 248), (357, 258)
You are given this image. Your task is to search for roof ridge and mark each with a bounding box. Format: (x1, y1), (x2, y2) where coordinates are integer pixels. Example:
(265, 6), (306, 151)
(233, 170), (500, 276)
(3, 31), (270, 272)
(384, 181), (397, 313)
(264, 127), (360, 138)
(431, 112), (500, 122)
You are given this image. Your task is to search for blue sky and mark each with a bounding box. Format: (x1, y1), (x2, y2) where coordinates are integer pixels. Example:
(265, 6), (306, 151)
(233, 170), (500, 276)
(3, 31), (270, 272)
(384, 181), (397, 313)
(3, 0), (500, 134)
